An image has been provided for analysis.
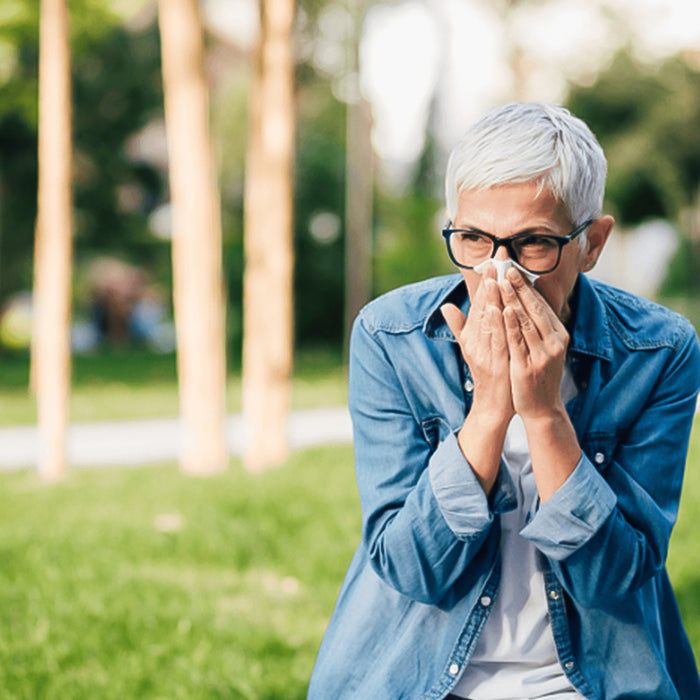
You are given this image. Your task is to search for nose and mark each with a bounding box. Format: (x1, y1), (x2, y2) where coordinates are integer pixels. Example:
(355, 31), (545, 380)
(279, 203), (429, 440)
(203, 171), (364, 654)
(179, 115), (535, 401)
(493, 242), (512, 261)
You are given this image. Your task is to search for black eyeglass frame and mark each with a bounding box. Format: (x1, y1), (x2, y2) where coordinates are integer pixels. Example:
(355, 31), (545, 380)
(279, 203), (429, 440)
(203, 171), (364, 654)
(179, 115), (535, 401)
(441, 218), (595, 275)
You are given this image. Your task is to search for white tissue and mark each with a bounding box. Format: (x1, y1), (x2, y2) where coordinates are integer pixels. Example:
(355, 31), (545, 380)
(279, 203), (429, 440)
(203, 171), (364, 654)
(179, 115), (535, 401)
(473, 258), (540, 285)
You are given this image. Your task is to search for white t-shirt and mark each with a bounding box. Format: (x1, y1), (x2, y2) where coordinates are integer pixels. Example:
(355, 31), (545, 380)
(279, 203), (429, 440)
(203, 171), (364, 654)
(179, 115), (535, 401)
(452, 366), (586, 700)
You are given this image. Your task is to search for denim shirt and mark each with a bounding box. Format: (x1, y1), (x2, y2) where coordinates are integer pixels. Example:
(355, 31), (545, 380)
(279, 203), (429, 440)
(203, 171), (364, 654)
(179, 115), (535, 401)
(308, 273), (700, 700)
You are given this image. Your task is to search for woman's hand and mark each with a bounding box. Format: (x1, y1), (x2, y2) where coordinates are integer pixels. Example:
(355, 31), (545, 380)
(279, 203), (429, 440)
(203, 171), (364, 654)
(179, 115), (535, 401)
(441, 264), (514, 428)
(441, 265), (514, 495)
(500, 267), (569, 420)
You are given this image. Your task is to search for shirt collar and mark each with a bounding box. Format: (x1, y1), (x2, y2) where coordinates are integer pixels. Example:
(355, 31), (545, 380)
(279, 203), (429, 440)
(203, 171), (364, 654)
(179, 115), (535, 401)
(423, 276), (471, 341)
(422, 273), (613, 362)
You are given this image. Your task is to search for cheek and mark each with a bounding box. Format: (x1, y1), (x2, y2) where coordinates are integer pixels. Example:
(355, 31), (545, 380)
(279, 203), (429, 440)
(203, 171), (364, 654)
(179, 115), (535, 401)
(535, 272), (578, 319)
(535, 276), (568, 313)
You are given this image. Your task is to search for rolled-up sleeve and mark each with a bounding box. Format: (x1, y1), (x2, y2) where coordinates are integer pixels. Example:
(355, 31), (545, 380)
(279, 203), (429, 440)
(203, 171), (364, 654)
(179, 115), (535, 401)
(431, 432), (516, 540)
(520, 454), (617, 559)
(350, 313), (503, 604)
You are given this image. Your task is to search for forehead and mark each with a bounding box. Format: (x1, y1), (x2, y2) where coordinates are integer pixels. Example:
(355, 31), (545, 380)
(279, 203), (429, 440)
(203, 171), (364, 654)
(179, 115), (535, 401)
(454, 182), (570, 233)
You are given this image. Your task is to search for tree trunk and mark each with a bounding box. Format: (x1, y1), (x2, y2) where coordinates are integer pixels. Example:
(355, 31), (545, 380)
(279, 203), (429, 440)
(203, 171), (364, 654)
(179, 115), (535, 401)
(32, 0), (73, 480)
(343, 2), (373, 352)
(343, 96), (373, 351)
(158, 0), (227, 475)
(242, 0), (296, 471)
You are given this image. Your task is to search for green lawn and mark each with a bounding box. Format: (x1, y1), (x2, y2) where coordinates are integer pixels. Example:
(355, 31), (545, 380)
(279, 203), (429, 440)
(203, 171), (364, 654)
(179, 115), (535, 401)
(0, 349), (348, 425)
(667, 417), (700, 651)
(0, 421), (698, 698)
(0, 446), (359, 699)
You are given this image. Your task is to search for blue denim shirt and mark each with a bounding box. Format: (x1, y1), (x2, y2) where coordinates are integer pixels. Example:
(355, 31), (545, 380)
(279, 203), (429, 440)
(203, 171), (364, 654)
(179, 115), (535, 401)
(308, 273), (700, 700)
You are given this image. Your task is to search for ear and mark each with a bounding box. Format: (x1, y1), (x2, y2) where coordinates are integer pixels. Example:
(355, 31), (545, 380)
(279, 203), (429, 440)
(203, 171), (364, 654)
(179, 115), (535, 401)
(580, 215), (614, 272)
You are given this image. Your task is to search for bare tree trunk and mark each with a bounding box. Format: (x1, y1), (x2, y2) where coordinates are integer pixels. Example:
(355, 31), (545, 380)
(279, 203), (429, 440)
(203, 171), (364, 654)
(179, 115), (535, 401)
(242, 0), (296, 471)
(343, 2), (373, 352)
(158, 0), (227, 475)
(343, 96), (373, 351)
(32, 0), (73, 480)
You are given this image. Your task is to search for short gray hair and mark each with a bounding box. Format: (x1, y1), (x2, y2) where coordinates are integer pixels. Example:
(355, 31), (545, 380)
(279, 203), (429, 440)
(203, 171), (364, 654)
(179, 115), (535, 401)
(445, 102), (607, 231)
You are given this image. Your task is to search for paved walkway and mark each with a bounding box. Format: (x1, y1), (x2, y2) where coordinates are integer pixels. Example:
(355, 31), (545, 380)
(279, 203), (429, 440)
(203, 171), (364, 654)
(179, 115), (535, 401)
(3, 398), (699, 471)
(0, 407), (353, 470)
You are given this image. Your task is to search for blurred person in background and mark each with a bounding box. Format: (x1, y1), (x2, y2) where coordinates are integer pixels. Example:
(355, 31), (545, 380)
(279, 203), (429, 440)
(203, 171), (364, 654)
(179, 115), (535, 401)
(308, 102), (700, 699)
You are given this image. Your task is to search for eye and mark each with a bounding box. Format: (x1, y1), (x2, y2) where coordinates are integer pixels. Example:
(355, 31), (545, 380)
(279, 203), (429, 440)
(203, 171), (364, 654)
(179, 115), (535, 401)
(454, 231), (489, 244)
(517, 235), (558, 250)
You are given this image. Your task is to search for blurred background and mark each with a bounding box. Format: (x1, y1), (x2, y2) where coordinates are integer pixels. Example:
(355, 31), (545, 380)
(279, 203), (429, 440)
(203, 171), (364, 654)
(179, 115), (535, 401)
(2, 0), (700, 697)
(2, 0), (700, 367)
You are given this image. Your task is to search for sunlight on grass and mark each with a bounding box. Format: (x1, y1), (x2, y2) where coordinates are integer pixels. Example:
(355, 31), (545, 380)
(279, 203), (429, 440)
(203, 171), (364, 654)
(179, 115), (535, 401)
(0, 410), (697, 697)
(0, 446), (359, 699)
(0, 350), (348, 425)
(667, 416), (700, 653)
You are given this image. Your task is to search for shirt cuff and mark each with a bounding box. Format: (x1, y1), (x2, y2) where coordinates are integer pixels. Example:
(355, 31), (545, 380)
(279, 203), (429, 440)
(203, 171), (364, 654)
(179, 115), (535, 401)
(520, 453), (617, 560)
(429, 432), (516, 540)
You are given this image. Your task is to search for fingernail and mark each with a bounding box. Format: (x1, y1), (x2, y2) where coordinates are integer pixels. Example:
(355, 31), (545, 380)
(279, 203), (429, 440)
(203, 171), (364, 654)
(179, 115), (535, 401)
(506, 267), (520, 281)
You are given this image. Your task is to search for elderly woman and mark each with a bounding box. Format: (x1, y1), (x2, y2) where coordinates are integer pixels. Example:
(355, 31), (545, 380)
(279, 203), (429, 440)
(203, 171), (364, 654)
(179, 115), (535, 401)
(308, 102), (700, 700)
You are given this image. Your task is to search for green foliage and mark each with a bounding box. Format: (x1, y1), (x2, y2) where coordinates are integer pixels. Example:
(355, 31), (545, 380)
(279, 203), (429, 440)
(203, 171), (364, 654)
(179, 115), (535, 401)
(374, 189), (452, 295)
(658, 234), (695, 298)
(0, 0), (451, 356)
(373, 136), (454, 296)
(0, 1), (167, 303)
(567, 52), (700, 225)
(71, 22), (165, 256)
(567, 52), (700, 297)
(294, 84), (347, 346)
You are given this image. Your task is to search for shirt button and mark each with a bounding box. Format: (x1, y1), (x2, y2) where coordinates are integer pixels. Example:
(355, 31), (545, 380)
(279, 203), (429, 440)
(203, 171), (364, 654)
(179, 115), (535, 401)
(549, 590), (560, 601)
(565, 661), (575, 671)
(464, 378), (474, 392)
(449, 663), (460, 676)
(480, 595), (492, 607)
(594, 452), (605, 464)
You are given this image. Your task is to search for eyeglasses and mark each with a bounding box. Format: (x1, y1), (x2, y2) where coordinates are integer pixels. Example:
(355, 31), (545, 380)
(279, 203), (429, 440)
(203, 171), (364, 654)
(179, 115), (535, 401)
(441, 219), (594, 275)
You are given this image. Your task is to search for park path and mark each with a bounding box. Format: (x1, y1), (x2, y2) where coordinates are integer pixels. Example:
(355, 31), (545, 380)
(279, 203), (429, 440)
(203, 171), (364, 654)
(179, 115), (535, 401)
(0, 407), (352, 471)
(2, 398), (699, 471)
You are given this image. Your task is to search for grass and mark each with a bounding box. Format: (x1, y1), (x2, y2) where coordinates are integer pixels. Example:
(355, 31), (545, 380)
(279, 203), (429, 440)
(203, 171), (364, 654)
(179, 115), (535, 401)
(0, 349), (348, 425)
(667, 417), (700, 652)
(0, 446), (359, 699)
(0, 421), (698, 698)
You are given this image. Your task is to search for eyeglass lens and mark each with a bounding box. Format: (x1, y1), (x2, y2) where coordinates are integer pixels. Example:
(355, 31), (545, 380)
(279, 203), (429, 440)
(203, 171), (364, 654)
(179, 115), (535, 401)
(448, 232), (561, 273)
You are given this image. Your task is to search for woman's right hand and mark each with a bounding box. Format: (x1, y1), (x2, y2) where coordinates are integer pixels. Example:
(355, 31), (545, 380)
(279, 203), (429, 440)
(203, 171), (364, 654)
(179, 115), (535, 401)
(441, 265), (514, 427)
(440, 266), (514, 495)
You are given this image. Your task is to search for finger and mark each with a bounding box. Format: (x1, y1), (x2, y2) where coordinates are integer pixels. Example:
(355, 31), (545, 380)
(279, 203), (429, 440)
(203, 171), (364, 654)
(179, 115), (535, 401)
(484, 304), (508, 353)
(500, 277), (544, 349)
(471, 266), (498, 311)
(503, 268), (558, 337)
(483, 276), (503, 311)
(482, 260), (497, 281)
(441, 303), (467, 341)
(503, 305), (528, 361)
(505, 265), (555, 319)
(502, 276), (570, 366)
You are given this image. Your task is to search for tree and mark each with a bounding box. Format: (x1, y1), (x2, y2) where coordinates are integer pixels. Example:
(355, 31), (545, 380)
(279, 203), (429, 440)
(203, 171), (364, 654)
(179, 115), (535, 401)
(158, 0), (227, 474)
(32, 0), (73, 479)
(0, 4), (165, 312)
(243, 0), (296, 471)
(567, 52), (700, 294)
